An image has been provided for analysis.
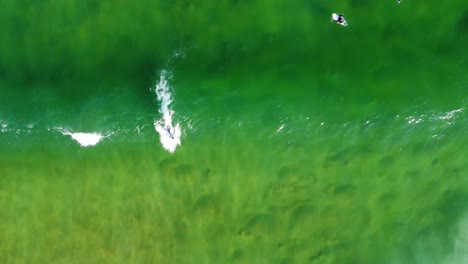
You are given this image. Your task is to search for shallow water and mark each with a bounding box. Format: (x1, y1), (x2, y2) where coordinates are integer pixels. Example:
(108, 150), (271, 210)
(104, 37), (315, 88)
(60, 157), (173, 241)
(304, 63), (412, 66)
(1, 1), (468, 263)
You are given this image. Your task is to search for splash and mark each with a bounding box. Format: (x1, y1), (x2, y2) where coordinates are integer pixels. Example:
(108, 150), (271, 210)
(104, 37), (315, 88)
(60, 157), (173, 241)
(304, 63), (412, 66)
(1, 122), (8, 133)
(437, 108), (463, 120)
(55, 127), (106, 147)
(153, 70), (181, 153)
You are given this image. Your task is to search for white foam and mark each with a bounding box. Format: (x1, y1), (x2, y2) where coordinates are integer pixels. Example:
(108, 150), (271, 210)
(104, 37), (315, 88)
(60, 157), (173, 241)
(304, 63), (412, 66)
(153, 70), (182, 153)
(65, 132), (104, 147)
(276, 124), (285, 132)
(154, 121), (181, 153)
(438, 108), (463, 120)
(407, 115), (424, 124)
(1, 122), (7, 132)
(56, 128), (106, 147)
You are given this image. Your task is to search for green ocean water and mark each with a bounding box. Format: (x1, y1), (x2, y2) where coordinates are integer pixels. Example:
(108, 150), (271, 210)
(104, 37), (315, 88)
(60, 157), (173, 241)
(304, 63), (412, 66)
(1, 1), (468, 263)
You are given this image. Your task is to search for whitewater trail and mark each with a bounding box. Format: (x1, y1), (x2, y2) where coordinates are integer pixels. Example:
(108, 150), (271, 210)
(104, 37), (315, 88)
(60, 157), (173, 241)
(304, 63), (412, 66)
(153, 69), (181, 153)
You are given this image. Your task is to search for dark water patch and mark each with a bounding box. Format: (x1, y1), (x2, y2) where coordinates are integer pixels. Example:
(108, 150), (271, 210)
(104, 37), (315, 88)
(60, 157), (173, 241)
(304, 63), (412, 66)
(174, 163), (195, 182)
(350, 0), (370, 7)
(158, 158), (178, 176)
(265, 166), (316, 206)
(277, 166), (299, 179)
(318, 207), (348, 239)
(324, 149), (351, 167)
(304, 0), (328, 15)
(333, 184), (357, 196)
(308, 249), (326, 262)
(377, 192), (397, 206)
(266, 181), (300, 200)
(437, 190), (468, 216)
(443, 167), (461, 180)
(172, 220), (188, 242)
(420, 179), (445, 198)
(241, 213), (276, 238)
(353, 209), (371, 233)
(209, 41), (240, 73)
(373, 65), (396, 82)
(289, 204), (317, 231)
(411, 140), (442, 156)
(379, 155), (395, 168)
(325, 241), (360, 264)
(191, 194), (220, 217)
(286, 238), (331, 263)
(404, 169), (421, 180)
(383, 221), (406, 236)
(229, 248), (245, 263)
(277, 63), (298, 81)
(1, 1), (467, 84)
(200, 167), (213, 180)
(279, 257), (292, 264)
(456, 10), (468, 34)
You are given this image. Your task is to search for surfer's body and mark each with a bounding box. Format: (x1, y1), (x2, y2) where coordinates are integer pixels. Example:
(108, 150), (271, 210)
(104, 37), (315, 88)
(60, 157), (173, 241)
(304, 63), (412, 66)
(166, 125), (175, 139)
(332, 13), (348, 26)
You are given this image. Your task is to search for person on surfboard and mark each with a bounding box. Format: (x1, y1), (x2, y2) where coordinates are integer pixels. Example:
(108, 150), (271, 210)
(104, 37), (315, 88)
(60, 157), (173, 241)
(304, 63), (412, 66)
(166, 125), (175, 139)
(332, 13), (348, 26)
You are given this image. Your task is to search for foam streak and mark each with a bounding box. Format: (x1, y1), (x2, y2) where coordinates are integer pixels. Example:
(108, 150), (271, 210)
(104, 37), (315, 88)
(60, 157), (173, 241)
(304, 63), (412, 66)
(153, 70), (181, 153)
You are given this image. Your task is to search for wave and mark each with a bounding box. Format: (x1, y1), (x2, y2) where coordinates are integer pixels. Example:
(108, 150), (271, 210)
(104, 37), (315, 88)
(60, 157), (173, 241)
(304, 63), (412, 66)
(0, 101), (465, 150)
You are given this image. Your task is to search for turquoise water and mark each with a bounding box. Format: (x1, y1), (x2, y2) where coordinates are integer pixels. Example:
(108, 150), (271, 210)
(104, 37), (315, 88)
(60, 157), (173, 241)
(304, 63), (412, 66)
(1, 1), (468, 263)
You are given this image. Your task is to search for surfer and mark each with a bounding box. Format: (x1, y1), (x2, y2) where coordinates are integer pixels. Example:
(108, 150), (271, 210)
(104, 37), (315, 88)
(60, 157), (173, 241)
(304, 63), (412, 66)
(332, 13), (348, 26)
(166, 125), (175, 139)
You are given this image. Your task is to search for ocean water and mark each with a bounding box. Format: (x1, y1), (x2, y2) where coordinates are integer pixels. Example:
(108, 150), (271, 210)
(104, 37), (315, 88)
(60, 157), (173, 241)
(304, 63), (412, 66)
(1, 1), (468, 263)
